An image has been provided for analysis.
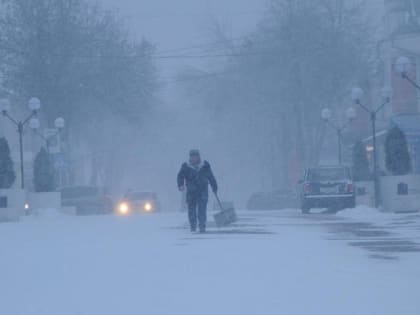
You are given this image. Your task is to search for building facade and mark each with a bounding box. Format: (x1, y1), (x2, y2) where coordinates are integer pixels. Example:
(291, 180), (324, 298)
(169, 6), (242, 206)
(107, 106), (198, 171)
(354, 0), (420, 174)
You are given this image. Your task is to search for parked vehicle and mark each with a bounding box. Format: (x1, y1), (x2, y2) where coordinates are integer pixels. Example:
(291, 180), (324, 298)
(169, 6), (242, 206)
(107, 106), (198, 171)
(59, 186), (113, 215)
(117, 191), (161, 215)
(246, 190), (298, 210)
(299, 166), (356, 214)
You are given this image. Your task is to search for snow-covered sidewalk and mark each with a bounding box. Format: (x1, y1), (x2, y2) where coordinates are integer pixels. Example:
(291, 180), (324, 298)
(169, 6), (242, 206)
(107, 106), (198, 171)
(0, 210), (419, 315)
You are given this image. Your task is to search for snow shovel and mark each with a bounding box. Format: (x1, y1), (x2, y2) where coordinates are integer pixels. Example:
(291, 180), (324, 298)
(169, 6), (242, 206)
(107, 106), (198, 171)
(213, 193), (237, 228)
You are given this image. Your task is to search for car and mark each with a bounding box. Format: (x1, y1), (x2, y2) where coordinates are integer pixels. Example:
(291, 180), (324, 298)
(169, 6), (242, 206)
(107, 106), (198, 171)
(299, 166), (356, 214)
(59, 186), (113, 215)
(117, 191), (161, 215)
(246, 190), (297, 210)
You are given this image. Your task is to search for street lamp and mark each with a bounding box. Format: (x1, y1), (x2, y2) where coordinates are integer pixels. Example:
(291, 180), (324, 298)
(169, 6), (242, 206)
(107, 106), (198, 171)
(351, 86), (392, 208)
(29, 118), (40, 130)
(0, 97), (41, 189)
(0, 99), (11, 112)
(321, 107), (356, 165)
(54, 117), (65, 129)
(29, 117), (65, 153)
(396, 56), (420, 91)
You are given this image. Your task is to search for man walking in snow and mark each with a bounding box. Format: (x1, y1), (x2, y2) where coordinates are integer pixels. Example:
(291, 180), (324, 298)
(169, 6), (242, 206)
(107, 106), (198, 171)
(177, 149), (218, 233)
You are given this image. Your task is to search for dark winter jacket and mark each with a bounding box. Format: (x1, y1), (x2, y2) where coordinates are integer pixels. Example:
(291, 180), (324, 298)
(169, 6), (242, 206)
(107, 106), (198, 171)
(177, 161), (218, 201)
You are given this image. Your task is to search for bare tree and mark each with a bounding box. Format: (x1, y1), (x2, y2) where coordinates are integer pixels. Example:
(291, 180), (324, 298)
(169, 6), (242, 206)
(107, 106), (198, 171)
(0, 0), (158, 187)
(178, 0), (372, 190)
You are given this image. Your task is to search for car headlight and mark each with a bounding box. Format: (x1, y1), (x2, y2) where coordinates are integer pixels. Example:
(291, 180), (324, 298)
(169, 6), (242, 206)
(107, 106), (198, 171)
(118, 202), (129, 215)
(144, 202), (153, 212)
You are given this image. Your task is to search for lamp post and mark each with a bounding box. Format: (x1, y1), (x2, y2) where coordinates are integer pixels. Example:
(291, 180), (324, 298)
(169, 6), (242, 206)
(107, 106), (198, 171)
(29, 117), (65, 153)
(0, 98), (41, 189)
(321, 107), (356, 165)
(351, 87), (392, 208)
(396, 56), (420, 91)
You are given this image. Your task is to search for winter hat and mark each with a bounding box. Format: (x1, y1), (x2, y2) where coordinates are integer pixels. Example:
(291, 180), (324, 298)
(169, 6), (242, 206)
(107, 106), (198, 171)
(189, 149), (200, 157)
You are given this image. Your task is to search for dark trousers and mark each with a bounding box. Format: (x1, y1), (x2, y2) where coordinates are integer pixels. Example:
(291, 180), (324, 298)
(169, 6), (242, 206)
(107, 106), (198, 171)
(187, 197), (208, 230)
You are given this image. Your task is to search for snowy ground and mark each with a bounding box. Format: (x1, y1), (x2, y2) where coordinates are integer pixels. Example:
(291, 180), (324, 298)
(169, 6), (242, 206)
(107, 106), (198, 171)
(1, 207), (420, 315)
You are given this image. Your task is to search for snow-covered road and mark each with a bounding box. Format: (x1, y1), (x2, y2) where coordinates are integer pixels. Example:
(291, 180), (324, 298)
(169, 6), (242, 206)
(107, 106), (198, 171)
(1, 208), (419, 315)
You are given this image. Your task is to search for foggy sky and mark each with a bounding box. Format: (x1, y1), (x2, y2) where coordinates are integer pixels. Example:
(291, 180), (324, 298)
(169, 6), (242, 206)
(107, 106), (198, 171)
(99, 0), (265, 73)
(94, 1), (266, 209)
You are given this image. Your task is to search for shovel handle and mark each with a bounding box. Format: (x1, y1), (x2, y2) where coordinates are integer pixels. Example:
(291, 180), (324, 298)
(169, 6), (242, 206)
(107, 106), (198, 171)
(214, 192), (224, 210)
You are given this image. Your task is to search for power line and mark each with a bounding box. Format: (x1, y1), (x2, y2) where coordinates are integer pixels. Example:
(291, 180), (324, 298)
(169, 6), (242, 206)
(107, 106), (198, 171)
(159, 71), (228, 85)
(0, 49), (276, 61)
(158, 67), (245, 85)
(123, 11), (261, 20)
(153, 51), (276, 60)
(0, 35), (265, 61)
(153, 36), (248, 55)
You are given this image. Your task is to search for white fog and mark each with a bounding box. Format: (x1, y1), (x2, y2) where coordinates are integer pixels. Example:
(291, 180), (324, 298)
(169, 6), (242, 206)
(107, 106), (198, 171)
(0, 1), (419, 314)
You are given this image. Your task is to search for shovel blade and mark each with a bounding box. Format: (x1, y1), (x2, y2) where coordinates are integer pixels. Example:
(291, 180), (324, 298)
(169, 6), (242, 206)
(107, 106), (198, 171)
(213, 208), (237, 228)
